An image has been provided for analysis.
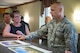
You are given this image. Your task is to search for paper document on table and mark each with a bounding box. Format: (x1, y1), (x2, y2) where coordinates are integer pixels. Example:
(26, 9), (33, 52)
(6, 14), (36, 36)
(9, 45), (52, 53)
(29, 45), (52, 53)
(0, 40), (30, 47)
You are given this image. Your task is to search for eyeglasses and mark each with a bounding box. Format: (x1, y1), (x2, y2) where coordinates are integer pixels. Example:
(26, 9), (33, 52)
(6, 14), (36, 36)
(14, 16), (21, 18)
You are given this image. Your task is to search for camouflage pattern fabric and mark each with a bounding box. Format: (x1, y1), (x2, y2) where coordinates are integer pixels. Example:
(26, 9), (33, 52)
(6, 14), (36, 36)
(26, 17), (78, 53)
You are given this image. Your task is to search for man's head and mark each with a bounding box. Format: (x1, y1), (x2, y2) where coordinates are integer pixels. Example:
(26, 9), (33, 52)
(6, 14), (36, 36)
(50, 2), (64, 20)
(45, 16), (51, 24)
(3, 13), (11, 24)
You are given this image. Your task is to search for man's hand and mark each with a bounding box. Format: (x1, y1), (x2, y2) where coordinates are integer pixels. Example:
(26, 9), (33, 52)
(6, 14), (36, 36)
(65, 50), (72, 53)
(17, 35), (26, 40)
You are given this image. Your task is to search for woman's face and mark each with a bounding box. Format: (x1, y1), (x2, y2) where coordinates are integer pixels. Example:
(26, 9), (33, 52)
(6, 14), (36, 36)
(13, 13), (21, 23)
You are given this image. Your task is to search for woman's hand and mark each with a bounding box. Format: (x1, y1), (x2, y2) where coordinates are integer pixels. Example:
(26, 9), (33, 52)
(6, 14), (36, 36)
(16, 30), (24, 35)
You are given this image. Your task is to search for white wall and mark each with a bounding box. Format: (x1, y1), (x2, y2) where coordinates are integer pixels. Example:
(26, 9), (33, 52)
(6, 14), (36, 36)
(39, 7), (52, 28)
(58, 0), (80, 33)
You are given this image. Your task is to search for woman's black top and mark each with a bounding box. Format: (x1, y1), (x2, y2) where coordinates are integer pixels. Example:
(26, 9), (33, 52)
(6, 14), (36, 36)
(10, 23), (26, 35)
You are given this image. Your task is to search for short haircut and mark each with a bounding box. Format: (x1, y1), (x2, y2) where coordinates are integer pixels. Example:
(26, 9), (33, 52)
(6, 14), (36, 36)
(52, 2), (64, 12)
(10, 10), (20, 18)
(3, 13), (10, 17)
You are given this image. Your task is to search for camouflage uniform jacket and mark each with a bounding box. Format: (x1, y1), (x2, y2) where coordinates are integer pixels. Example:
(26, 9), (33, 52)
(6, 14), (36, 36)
(26, 17), (78, 53)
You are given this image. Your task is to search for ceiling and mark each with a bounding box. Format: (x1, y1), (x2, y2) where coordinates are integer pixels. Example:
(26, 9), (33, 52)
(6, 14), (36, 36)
(0, 0), (35, 8)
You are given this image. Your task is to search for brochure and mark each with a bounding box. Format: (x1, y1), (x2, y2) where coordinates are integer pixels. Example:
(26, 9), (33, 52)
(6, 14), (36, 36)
(0, 40), (30, 47)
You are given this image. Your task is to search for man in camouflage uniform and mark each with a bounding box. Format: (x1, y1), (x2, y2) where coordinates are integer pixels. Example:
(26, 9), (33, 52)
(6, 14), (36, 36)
(18, 2), (78, 53)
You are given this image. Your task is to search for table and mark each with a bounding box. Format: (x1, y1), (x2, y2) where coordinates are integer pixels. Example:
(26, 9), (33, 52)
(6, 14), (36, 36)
(0, 36), (53, 53)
